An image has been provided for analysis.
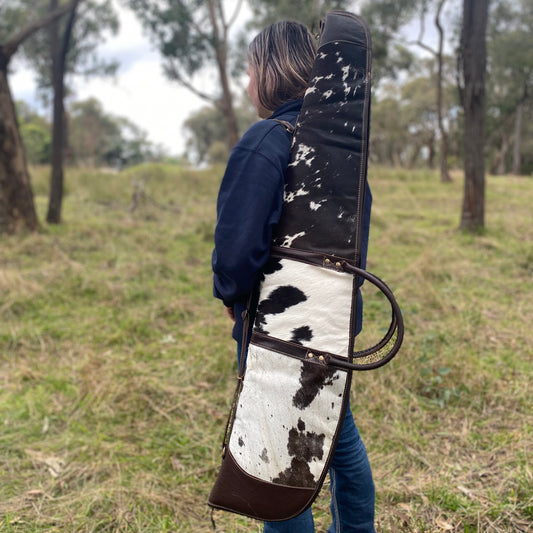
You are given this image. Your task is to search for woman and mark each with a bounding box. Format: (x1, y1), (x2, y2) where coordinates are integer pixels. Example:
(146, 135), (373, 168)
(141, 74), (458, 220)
(212, 20), (375, 533)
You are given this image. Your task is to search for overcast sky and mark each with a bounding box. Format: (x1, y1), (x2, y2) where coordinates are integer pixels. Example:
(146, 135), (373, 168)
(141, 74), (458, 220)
(9, 1), (447, 158)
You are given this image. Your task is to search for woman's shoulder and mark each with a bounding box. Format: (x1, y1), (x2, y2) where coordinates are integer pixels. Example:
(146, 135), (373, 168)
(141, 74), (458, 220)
(237, 118), (291, 153)
(225, 118), (292, 176)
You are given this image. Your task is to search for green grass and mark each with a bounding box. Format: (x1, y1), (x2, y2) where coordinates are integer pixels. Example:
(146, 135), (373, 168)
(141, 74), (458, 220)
(1, 164), (532, 532)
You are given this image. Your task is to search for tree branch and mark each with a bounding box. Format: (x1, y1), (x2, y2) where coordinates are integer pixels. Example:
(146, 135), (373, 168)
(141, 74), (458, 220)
(165, 62), (215, 103)
(1, 0), (78, 62)
(59, 0), (82, 73)
(225, 0), (244, 32)
(216, 0), (227, 35)
(174, 0), (211, 42)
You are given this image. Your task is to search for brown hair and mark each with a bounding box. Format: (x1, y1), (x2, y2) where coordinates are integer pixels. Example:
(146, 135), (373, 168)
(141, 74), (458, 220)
(248, 21), (317, 114)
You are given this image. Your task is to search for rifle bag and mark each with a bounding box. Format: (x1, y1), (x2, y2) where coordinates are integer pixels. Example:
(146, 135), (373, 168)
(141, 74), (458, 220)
(209, 10), (404, 521)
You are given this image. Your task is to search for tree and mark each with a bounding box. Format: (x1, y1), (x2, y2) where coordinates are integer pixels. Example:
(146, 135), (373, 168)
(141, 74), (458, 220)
(21, 0), (119, 223)
(16, 100), (52, 164)
(47, 0), (81, 223)
(69, 97), (164, 168)
(0, 1), (74, 234)
(247, 0), (350, 32)
(360, 0), (420, 84)
(20, 123), (52, 164)
(406, 0), (452, 182)
(486, 0), (533, 175)
(183, 94), (256, 164)
(127, 0), (244, 151)
(459, 0), (489, 231)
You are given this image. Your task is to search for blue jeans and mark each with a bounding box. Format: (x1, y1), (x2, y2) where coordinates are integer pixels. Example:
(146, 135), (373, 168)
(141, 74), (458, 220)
(237, 344), (375, 533)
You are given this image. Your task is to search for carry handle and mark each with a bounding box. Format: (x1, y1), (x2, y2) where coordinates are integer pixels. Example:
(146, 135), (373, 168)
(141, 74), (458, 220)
(329, 261), (404, 371)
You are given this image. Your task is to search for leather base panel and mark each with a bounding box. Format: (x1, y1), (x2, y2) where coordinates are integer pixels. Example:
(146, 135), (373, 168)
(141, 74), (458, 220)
(208, 450), (316, 522)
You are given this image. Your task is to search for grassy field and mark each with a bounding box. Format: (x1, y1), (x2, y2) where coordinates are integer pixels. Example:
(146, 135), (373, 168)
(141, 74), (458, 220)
(0, 163), (531, 533)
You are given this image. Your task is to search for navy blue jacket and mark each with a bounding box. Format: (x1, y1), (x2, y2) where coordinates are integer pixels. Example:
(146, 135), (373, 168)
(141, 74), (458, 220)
(212, 99), (372, 344)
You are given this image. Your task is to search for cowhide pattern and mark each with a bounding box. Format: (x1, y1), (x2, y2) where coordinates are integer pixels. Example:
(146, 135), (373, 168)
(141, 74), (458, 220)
(228, 36), (368, 489)
(227, 258), (353, 487)
(229, 344), (346, 487)
(272, 40), (369, 258)
(255, 257), (353, 355)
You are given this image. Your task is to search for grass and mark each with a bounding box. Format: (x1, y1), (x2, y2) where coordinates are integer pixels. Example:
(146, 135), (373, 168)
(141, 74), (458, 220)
(0, 163), (532, 532)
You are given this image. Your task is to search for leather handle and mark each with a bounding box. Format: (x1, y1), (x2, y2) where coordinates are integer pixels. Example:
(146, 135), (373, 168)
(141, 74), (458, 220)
(330, 261), (404, 371)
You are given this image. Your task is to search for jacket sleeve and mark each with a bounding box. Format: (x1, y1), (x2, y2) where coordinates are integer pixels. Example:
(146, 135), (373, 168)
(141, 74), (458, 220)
(212, 134), (288, 307)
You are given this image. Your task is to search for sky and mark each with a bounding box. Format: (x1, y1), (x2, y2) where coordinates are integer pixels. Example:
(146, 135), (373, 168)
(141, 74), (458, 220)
(10, 2), (241, 157)
(9, 1), (448, 158)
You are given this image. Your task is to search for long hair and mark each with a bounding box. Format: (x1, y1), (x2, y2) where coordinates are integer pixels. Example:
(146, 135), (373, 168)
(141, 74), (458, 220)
(248, 21), (317, 114)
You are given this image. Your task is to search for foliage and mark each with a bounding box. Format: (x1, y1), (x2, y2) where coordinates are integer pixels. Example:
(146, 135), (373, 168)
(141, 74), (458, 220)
(247, 0), (350, 32)
(0, 3), (28, 41)
(126, 0), (243, 146)
(0, 164), (531, 531)
(360, 0), (421, 83)
(485, 0), (533, 174)
(68, 97), (166, 168)
(488, 0), (533, 106)
(16, 101), (52, 164)
(14, 97), (166, 169)
(183, 95), (257, 164)
(19, 122), (52, 165)
(18, 0), (119, 102)
(370, 56), (459, 168)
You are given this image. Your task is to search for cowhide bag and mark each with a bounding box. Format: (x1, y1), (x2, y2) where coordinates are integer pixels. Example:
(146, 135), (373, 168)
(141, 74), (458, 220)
(209, 11), (404, 522)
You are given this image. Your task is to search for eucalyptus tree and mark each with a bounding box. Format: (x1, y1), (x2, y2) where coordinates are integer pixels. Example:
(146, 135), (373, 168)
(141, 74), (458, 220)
(69, 97), (163, 168)
(459, 0), (489, 231)
(183, 94), (257, 165)
(127, 0), (246, 150)
(21, 0), (119, 223)
(0, 1), (75, 233)
(487, 0), (533, 175)
(402, 0), (454, 182)
(359, 0), (420, 84)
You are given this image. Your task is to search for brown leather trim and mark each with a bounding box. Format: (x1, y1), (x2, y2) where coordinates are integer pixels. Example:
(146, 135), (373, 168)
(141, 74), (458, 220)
(270, 245), (357, 269)
(252, 331), (309, 360)
(208, 450), (315, 521)
(251, 331), (349, 368)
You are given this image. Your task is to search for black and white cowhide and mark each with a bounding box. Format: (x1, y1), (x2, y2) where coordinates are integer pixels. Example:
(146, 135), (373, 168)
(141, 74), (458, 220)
(272, 39), (369, 260)
(228, 258), (352, 487)
(229, 345), (345, 487)
(226, 21), (370, 493)
(255, 258), (352, 355)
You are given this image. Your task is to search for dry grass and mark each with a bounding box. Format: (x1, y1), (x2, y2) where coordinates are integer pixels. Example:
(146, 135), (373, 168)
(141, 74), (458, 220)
(0, 165), (532, 532)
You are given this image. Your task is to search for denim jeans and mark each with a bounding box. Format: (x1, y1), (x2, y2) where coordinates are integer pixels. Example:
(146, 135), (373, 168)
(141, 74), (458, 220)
(236, 344), (375, 533)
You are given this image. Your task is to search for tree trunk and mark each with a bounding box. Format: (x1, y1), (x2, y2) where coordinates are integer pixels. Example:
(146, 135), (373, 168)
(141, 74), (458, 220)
(435, 0), (451, 183)
(492, 132), (512, 175)
(47, 0), (64, 223)
(407, 143), (421, 169)
(0, 68), (39, 233)
(207, 0), (240, 150)
(427, 133), (436, 169)
(0, 0), (74, 234)
(47, 0), (79, 224)
(392, 151), (402, 168)
(512, 99), (524, 175)
(460, 0), (488, 232)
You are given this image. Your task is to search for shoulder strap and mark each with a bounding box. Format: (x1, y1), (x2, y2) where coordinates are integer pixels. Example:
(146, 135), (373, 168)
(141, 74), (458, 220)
(270, 118), (295, 134)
